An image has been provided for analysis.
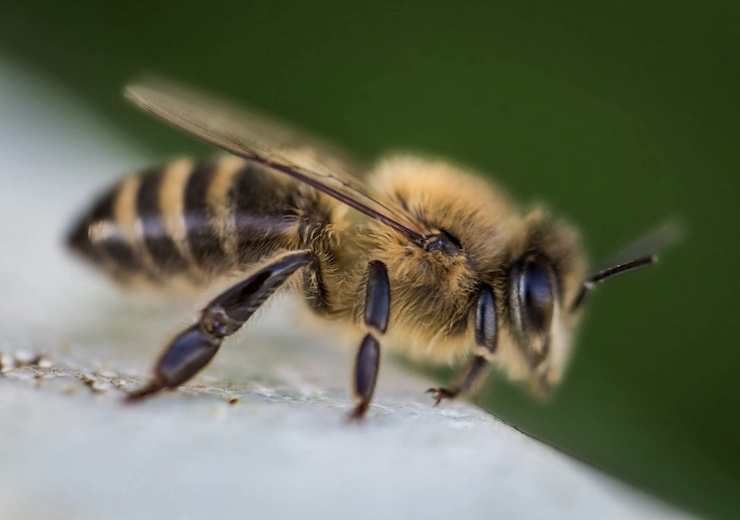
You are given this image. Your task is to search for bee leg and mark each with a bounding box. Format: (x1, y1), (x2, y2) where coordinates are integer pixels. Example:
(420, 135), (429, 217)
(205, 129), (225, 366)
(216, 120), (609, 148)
(349, 261), (390, 421)
(427, 284), (497, 405)
(302, 253), (330, 315)
(126, 250), (314, 401)
(427, 356), (490, 405)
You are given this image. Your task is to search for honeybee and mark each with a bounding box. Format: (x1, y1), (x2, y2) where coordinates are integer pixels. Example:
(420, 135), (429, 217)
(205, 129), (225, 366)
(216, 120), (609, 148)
(68, 78), (675, 420)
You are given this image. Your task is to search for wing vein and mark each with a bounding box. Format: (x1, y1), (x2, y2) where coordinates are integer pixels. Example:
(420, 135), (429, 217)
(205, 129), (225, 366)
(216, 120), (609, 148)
(124, 79), (427, 246)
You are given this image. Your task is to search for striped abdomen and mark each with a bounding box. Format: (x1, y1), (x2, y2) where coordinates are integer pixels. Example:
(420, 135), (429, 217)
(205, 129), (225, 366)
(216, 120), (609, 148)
(68, 156), (335, 285)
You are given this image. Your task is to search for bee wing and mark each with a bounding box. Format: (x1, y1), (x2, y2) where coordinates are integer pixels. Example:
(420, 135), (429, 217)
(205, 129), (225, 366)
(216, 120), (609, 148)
(590, 220), (682, 276)
(570, 221), (681, 311)
(125, 77), (426, 244)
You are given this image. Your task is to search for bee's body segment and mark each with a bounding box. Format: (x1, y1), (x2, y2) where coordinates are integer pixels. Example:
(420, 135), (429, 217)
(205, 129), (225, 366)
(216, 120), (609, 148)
(69, 156), (340, 288)
(68, 78), (671, 420)
(136, 161), (192, 277)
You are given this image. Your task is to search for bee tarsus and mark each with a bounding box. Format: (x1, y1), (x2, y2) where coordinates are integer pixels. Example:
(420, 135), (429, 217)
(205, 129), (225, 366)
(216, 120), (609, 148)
(426, 387), (459, 406)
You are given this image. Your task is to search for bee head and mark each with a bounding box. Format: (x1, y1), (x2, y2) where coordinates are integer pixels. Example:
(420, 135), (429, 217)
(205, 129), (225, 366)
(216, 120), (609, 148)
(506, 213), (586, 398)
(507, 215), (676, 398)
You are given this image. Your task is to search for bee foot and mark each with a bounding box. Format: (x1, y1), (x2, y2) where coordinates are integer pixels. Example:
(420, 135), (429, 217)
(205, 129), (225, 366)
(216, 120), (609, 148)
(124, 380), (166, 403)
(346, 401), (369, 423)
(426, 387), (458, 406)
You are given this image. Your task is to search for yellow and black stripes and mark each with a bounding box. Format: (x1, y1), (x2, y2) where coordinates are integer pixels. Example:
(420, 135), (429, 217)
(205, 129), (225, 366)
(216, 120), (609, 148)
(156, 159), (197, 273)
(136, 162), (190, 275)
(68, 186), (143, 276)
(206, 157), (244, 260)
(67, 157), (335, 285)
(182, 161), (228, 272)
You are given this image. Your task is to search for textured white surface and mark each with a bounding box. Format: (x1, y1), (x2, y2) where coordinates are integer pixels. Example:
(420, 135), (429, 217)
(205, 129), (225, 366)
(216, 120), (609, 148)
(0, 56), (694, 520)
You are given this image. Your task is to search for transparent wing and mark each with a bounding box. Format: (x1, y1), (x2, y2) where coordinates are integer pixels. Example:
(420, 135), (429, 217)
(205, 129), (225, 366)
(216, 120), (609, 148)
(125, 77), (426, 244)
(589, 220), (682, 277)
(570, 220), (682, 310)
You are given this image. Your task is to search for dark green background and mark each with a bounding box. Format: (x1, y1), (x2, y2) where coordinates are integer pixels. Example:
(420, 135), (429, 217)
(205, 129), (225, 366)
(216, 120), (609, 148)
(2, 1), (738, 518)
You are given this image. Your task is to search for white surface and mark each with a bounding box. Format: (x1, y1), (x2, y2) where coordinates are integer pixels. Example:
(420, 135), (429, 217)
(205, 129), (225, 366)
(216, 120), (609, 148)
(0, 56), (695, 520)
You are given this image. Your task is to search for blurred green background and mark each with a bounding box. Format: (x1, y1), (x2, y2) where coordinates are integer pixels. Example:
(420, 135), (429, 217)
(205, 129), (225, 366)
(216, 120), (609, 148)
(1, 1), (737, 518)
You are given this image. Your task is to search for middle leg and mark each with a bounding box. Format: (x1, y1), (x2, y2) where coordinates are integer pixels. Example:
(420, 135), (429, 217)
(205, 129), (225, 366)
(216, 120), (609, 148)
(349, 260), (391, 420)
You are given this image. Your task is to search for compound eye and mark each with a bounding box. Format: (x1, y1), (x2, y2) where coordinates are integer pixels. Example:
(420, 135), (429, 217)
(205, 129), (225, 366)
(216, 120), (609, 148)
(514, 256), (555, 335)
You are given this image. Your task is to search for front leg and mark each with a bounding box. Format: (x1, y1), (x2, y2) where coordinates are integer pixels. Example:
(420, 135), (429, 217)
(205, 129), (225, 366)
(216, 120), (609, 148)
(349, 260), (390, 421)
(127, 250), (314, 401)
(428, 284), (497, 405)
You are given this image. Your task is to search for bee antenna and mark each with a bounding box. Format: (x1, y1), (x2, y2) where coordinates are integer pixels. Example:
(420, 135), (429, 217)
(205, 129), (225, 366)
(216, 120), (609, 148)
(570, 255), (657, 311)
(569, 221), (681, 312)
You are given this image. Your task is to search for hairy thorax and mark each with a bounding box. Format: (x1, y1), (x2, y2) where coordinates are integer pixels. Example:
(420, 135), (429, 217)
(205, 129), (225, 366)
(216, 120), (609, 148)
(335, 156), (522, 363)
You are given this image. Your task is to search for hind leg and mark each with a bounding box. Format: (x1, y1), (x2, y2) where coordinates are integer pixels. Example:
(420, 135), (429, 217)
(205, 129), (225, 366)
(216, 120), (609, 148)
(127, 250), (314, 400)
